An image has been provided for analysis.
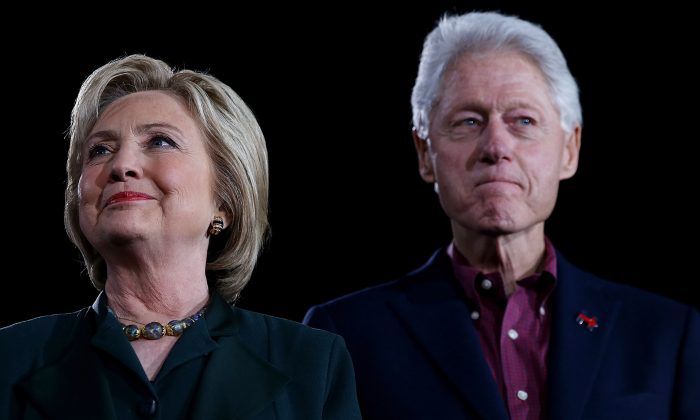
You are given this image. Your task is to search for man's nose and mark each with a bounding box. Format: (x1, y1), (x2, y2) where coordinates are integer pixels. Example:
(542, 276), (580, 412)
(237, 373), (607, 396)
(477, 121), (513, 164)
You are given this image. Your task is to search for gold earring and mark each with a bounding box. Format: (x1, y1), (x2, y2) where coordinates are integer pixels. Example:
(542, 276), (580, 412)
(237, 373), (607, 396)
(209, 216), (224, 236)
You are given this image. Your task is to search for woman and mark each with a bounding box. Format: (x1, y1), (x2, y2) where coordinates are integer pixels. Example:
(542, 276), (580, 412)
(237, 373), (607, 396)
(0, 54), (360, 419)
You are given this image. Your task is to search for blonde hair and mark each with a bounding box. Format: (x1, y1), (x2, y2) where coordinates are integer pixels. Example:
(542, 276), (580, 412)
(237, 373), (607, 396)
(65, 54), (269, 302)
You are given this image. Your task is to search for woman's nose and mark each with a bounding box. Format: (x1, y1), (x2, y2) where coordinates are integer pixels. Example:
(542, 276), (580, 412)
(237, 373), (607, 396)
(108, 147), (142, 182)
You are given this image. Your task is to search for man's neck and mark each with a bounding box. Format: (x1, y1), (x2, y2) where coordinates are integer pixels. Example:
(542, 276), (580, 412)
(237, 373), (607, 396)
(452, 223), (546, 296)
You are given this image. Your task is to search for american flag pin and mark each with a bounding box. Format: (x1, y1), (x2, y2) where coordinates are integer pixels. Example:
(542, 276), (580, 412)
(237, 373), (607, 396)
(576, 312), (599, 332)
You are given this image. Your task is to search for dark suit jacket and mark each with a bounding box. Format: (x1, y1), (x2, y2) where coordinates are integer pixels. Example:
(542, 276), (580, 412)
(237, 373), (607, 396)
(304, 248), (700, 419)
(0, 298), (361, 420)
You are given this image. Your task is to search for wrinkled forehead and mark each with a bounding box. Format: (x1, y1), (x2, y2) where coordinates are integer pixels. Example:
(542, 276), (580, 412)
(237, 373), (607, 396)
(70, 90), (211, 170)
(435, 51), (557, 111)
(442, 50), (552, 93)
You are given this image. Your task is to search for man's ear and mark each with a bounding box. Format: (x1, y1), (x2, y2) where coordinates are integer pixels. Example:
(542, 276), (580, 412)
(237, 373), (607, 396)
(413, 129), (436, 183)
(560, 125), (581, 180)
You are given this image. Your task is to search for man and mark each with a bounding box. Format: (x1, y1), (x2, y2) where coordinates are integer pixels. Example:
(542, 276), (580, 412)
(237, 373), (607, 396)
(304, 11), (699, 420)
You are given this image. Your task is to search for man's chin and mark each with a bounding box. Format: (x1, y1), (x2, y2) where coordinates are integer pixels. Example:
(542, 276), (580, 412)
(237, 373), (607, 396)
(467, 214), (530, 237)
(471, 216), (543, 237)
(475, 210), (519, 234)
(477, 225), (518, 237)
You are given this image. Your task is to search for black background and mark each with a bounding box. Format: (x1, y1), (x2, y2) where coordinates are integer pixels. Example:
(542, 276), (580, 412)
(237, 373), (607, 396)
(2, 3), (697, 327)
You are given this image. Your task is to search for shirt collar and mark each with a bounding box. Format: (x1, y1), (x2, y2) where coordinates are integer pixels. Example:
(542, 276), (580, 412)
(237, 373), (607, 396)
(448, 237), (558, 305)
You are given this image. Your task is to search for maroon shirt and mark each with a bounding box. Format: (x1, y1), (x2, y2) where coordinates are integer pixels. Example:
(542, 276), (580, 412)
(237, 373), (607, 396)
(448, 239), (557, 420)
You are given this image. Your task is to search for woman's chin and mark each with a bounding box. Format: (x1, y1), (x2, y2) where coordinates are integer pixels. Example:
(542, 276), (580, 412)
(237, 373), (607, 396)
(95, 225), (152, 247)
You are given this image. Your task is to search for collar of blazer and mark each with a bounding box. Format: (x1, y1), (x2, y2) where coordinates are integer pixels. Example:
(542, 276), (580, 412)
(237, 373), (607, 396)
(17, 293), (290, 420)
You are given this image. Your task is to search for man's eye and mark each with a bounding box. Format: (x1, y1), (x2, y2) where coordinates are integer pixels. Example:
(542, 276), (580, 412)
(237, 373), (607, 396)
(516, 117), (534, 126)
(461, 118), (480, 126)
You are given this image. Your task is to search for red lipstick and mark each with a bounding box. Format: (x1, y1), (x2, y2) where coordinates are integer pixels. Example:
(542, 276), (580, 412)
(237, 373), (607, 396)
(105, 191), (155, 206)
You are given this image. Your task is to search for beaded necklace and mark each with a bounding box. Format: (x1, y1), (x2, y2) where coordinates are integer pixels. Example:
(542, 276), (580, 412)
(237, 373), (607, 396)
(108, 306), (207, 341)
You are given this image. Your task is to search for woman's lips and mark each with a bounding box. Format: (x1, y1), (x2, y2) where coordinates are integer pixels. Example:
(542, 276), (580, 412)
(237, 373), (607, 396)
(105, 191), (155, 206)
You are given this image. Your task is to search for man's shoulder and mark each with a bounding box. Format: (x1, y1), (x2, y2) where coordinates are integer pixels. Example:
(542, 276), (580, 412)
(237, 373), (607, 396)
(322, 278), (406, 306)
(560, 255), (694, 315)
(233, 306), (345, 351)
(302, 275), (421, 344)
(311, 249), (449, 311)
(593, 275), (696, 324)
(308, 271), (431, 318)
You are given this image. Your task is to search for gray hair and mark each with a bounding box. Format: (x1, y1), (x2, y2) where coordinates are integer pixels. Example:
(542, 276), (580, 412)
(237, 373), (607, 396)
(65, 54), (269, 302)
(411, 11), (582, 138)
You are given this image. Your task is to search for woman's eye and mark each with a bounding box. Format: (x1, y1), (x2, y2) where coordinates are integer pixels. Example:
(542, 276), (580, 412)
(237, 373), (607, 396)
(87, 144), (111, 159)
(150, 135), (176, 148)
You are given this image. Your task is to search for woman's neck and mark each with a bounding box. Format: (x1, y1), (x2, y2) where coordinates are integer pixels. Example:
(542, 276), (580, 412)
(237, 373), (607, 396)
(98, 239), (212, 382)
(103, 248), (211, 323)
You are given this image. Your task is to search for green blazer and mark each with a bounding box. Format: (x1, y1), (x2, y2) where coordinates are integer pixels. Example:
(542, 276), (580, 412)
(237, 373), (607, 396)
(0, 295), (361, 420)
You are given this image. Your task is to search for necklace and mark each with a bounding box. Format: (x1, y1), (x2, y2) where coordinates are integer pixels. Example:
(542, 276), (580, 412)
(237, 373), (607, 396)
(108, 306), (207, 341)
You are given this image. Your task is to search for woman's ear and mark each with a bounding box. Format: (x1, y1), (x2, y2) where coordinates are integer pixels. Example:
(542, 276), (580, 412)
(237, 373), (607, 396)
(217, 209), (232, 230)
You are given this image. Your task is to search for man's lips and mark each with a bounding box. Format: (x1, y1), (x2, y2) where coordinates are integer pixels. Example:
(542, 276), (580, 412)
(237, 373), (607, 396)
(105, 191), (155, 206)
(476, 178), (520, 187)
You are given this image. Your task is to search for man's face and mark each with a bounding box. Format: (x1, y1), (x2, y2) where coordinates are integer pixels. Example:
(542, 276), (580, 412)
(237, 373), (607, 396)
(415, 52), (580, 236)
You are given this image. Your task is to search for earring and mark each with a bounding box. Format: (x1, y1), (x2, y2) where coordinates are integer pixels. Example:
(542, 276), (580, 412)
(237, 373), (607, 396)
(209, 216), (224, 236)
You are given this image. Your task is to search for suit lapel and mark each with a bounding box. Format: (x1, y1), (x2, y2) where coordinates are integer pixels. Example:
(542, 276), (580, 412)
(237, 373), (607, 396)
(189, 308), (290, 420)
(548, 254), (620, 420)
(389, 250), (509, 420)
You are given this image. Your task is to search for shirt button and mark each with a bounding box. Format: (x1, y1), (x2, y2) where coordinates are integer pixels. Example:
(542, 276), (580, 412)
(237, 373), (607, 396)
(470, 311), (480, 320)
(507, 329), (519, 340)
(136, 399), (158, 417)
(539, 306), (546, 316)
(517, 390), (528, 401)
(481, 279), (493, 290)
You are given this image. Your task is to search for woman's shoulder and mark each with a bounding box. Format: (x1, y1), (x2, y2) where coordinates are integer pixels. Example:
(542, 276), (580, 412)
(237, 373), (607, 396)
(1, 310), (87, 343)
(0, 309), (90, 373)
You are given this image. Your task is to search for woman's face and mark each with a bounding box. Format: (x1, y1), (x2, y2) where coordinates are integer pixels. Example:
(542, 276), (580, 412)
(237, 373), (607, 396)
(78, 90), (218, 253)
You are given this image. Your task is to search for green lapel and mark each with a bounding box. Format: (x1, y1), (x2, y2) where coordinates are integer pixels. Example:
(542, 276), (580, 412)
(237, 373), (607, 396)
(189, 305), (290, 419)
(16, 296), (289, 420)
